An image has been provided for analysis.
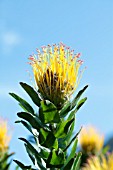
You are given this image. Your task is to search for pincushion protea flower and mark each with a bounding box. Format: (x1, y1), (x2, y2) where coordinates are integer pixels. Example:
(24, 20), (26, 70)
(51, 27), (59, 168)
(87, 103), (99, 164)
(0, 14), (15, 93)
(10, 42), (88, 169)
(0, 118), (11, 156)
(82, 153), (113, 170)
(80, 126), (104, 154)
(0, 117), (15, 169)
(29, 42), (83, 108)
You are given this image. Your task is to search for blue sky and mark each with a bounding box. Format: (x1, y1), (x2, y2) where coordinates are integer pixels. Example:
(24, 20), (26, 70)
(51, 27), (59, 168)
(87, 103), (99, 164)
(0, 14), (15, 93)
(0, 0), (113, 169)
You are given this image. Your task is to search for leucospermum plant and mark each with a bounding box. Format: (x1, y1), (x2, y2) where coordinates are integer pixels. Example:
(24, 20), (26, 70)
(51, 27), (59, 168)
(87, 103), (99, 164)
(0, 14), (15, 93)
(82, 153), (113, 170)
(0, 117), (14, 170)
(10, 43), (88, 170)
(79, 126), (104, 167)
(80, 126), (104, 154)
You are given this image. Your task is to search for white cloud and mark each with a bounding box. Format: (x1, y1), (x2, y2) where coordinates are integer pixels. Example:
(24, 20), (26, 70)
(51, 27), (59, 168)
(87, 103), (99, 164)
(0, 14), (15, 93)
(2, 32), (21, 46)
(1, 31), (22, 55)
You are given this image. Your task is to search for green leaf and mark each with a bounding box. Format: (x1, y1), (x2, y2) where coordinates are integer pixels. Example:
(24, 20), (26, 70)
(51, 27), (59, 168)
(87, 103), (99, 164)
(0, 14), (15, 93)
(58, 138), (67, 150)
(17, 112), (48, 130)
(63, 158), (74, 170)
(20, 82), (41, 107)
(63, 152), (81, 170)
(15, 166), (20, 170)
(74, 97), (87, 112)
(65, 97), (87, 120)
(3, 161), (12, 170)
(13, 160), (31, 169)
(20, 120), (32, 133)
(9, 93), (34, 115)
(65, 121), (75, 145)
(55, 118), (75, 138)
(63, 127), (82, 152)
(24, 144), (35, 165)
(72, 152), (82, 170)
(47, 149), (65, 168)
(58, 114), (75, 149)
(0, 152), (14, 170)
(39, 148), (50, 160)
(45, 133), (58, 149)
(1, 152), (14, 163)
(102, 146), (110, 155)
(25, 144), (47, 170)
(64, 112), (76, 144)
(71, 85), (88, 110)
(66, 139), (78, 165)
(63, 97), (87, 127)
(15, 120), (32, 134)
(60, 85), (88, 117)
(68, 106), (78, 120)
(39, 100), (60, 124)
(59, 101), (71, 118)
(19, 138), (46, 170)
(39, 128), (58, 149)
(19, 138), (38, 155)
(39, 128), (48, 143)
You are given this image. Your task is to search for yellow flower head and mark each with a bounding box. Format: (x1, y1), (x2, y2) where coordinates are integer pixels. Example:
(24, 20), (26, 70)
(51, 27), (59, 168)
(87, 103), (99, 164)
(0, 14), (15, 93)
(82, 153), (113, 170)
(0, 118), (11, 155)
(29, 43), (83, 108)
(80, 126), (104, 154)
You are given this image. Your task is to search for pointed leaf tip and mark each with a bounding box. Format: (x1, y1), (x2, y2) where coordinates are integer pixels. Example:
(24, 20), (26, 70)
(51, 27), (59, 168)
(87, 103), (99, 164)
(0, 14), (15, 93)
(20, 82), (41, 107)
(9, 92), (34, 115)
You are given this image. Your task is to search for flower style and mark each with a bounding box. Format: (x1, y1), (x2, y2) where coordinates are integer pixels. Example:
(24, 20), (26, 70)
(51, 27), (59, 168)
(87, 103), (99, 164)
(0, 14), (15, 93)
(29, 42), (83, 108)
(82, 153), (113, 170)
(0, 118), (11, 156)
(80, 126), (104, 154)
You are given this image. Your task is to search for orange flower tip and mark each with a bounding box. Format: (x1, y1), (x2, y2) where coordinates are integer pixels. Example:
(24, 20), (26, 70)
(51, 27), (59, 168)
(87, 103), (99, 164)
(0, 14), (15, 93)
(71, 50), (74, 52)
(28, 56), (35, 61)
(60, 42), (65, 46)
(66, 46), (70, 49)
(41, 45), (46, 49)
(78, 60), (84, 65)
(76, 53), (81, 58)
(36, 48), (41, 53)
(36, 48), (39, 51)
(27, 62), (32, 65)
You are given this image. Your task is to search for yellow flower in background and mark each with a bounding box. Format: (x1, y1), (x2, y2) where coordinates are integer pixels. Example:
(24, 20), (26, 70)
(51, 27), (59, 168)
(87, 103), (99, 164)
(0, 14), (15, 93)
(29, 42), (84, 108)
(80, 126), (104, 154)
(82, 153), (113, 170)
(0, 118), (11, 155)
